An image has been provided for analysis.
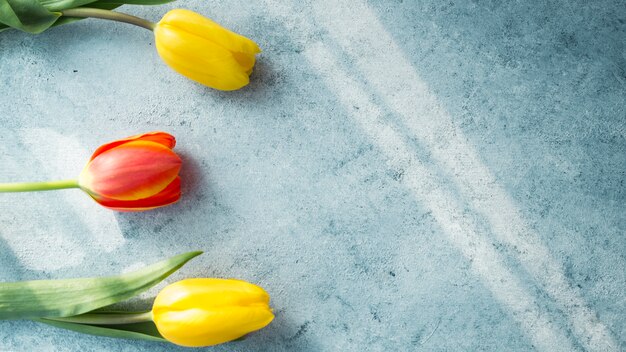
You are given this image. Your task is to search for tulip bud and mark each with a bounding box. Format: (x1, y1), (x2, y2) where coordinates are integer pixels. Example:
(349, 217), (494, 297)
(0, 131), (182, 212)
(152, 278), (274, 347)
(78, 132), (182, 211)
(154, 9), (261, 91)
(55, 7), (261, 90)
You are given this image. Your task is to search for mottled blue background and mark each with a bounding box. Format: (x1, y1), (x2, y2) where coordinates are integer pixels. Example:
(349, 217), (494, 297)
(0, 0), (624, 351)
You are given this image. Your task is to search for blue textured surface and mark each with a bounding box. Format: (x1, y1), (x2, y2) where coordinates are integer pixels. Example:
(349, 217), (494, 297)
(0, 0), (625, 351)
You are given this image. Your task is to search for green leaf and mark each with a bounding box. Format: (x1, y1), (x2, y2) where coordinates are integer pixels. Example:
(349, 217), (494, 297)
(50, 1), (121, 27)
(37, 0), (173, 12)
(37, 318), (167, 342)
(38, 0), (98, 12)
(91, 0), (175, 5)
(0, 251), (202, 319)
(0, 0), (60, 33)
(0, 0), (176, 33)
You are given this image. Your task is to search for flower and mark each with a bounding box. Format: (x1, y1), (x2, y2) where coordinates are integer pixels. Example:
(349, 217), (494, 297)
(153, 9), (261, 91)
(78, 132), (182, 211)
(152, 278), (274, 347)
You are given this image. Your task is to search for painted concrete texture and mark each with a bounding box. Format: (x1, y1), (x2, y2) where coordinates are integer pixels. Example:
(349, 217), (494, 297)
(0, 0), (624, 351)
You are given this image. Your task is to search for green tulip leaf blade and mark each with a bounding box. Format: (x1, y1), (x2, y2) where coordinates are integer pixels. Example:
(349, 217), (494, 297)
(38, 0), (98, 11)
(37, 318), (166, 342)
(0, 251), (202, 320)
(0, 0), (60, 33)
(0, 0), (173, 32)
(37, 0), (172, 12)
(50, 1), (121, 27)
(91, 0), (175, 5)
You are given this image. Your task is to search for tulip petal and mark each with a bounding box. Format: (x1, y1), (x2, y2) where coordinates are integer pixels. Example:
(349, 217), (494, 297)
(152, 279), (274, 347)
(90, 132), (176, 162)
(232, 52), (256, 72)
(159, 9), (261, 56)
(90, 177), (181, 212)
(154, 25), (250, 90)
(154, 279), (271, 310)
(155, 306), (274, 347)
(80, 140), (181, 201)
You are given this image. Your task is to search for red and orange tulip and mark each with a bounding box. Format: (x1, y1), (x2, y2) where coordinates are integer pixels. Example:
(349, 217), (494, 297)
(0, 131), (182, 212)
(78, 132), (182, 211)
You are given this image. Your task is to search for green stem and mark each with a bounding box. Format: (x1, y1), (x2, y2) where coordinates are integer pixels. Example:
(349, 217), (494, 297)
(0, 179), (79, 192)
(46, 311), (154, 325)
(61, 8), (156, 31)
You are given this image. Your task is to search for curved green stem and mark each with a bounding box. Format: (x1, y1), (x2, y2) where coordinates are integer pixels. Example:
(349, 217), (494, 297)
(0, 179), (79, 192)
(61, 8), (156, 31)
(46, 311), (154, 325)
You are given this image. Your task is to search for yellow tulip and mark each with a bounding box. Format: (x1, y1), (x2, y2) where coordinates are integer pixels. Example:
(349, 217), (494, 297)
(154, 9), (262, 91)
(152, 278), (274, 347)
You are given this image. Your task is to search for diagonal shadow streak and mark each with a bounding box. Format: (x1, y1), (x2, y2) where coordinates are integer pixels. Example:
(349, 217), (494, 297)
(309, 3), (619, 351)
(305, 41), (575, 352)
(298, 1), (619, 351)
(305, 3), (618, 352)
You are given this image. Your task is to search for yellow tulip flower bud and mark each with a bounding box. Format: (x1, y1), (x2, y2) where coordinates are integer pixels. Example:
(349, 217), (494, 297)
(152, 278), (274, 347)
(154, 9), (262, 91)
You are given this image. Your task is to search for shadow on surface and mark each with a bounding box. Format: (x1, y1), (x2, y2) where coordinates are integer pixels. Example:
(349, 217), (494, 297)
(367, 2), (626, 349)
(0, 236), (26, 281)
(292, 0), (625, 350)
